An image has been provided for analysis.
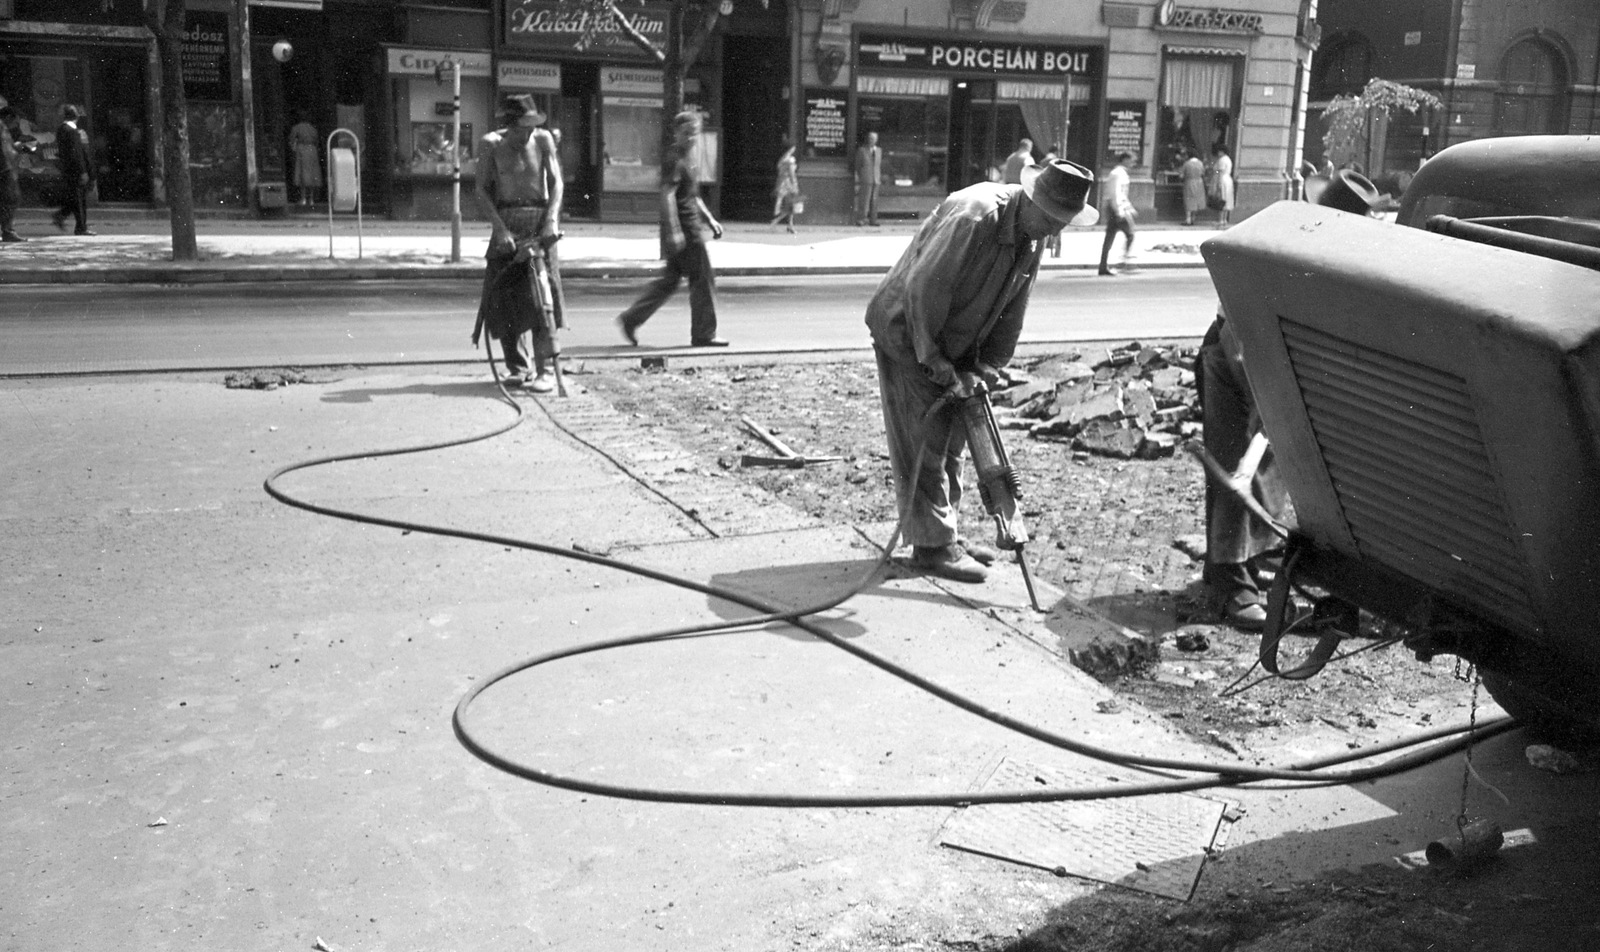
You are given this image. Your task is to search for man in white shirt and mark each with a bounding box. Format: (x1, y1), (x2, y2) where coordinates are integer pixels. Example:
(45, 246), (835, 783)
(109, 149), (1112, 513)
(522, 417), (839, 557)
(1097, 151), (1136, 276)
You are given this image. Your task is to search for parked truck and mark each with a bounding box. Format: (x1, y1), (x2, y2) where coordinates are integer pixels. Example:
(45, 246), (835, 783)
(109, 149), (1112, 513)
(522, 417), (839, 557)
(1201, 135), (1600, 740)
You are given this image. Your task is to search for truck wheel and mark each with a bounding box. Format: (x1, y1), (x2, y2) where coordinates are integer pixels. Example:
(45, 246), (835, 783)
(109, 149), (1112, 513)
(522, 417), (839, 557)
(1479, 669), (1600, 746)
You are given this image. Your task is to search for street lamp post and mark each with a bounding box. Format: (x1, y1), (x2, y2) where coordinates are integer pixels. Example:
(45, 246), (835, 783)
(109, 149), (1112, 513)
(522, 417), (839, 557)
(436, 58), (463, 263)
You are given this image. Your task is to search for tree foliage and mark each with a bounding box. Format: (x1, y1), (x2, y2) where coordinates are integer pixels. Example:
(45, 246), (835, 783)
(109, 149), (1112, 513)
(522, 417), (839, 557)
(564, 0), (765, 162)
(1321, 78), (1442, 170)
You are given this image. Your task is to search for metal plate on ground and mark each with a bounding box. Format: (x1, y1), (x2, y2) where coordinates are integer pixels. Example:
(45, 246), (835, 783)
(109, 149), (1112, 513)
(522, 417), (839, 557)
(938, 757), (1226, 901)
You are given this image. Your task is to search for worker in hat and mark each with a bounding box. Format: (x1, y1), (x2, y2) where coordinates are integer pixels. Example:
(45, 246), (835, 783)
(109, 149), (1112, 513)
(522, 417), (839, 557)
(474, 93), (564, 392)
(866, 159), (1098, 583)
(1195, 168), (1387, 627)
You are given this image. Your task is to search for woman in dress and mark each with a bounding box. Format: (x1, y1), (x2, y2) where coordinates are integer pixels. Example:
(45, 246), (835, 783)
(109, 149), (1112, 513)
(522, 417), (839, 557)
(1180, 149), (1207, 226)
(772, 140), (799, 233)
(289, 115), (322, 206)
(1211, 144), (1235, 226)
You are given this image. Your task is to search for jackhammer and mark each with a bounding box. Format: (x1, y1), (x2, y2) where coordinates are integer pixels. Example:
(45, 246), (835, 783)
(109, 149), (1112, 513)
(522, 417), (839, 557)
(518, 233), (567, 397)
(956, 388), (1044, 612)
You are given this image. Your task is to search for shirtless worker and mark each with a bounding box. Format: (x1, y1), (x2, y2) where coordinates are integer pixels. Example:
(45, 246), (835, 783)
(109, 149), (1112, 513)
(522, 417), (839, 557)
(474, 93), (564, 392)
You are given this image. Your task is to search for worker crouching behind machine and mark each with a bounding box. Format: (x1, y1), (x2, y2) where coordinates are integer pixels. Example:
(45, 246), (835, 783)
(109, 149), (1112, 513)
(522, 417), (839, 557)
(1196, 169), (1387, 626)
(866, 159), (1098, 583)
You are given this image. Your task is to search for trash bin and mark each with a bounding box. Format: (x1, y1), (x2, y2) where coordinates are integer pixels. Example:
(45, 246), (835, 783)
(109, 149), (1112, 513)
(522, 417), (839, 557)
(329, 147), (358, 212)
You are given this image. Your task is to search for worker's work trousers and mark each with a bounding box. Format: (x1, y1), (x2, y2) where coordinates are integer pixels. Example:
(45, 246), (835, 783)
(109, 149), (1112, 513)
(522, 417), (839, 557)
(875, 346), (966, 549)
(1195, 319), (1289, 572)
(617, 240), (718, 343)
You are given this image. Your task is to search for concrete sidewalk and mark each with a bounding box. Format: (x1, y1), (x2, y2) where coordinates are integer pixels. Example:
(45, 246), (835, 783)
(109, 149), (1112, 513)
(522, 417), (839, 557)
(6, 364), (1581, 952)
(0, 209), (1214, 284)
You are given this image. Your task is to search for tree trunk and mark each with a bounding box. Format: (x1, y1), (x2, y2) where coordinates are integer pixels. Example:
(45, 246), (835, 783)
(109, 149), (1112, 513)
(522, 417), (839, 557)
(147, 0), (198, 261)
(659, 2), (685, 165)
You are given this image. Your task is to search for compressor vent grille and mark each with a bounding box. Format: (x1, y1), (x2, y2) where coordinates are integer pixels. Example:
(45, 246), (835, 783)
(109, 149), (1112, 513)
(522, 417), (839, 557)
(1280, 318), (1541, 637)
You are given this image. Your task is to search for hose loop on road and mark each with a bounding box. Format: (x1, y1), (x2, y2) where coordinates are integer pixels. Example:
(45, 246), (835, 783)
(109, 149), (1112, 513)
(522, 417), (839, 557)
(262, 355), (1517, 808)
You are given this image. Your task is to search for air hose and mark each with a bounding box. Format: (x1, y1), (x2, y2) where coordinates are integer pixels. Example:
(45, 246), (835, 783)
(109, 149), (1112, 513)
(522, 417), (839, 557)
(263, 351), (1516, 809)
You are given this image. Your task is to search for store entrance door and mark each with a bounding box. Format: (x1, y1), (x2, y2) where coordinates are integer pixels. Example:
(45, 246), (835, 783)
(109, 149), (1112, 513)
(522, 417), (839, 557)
(552, 64), (597, 218)
(720, 34), (789, 220)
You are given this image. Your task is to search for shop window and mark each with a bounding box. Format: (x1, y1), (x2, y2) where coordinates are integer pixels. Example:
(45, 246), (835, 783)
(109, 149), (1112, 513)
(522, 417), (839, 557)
(393, 65), (490, 178)
(1156, 52), (1240, 177)
(1494, 36), (1568, 136)
(858, 74), (950, 197)
(601, 97), (663, 193)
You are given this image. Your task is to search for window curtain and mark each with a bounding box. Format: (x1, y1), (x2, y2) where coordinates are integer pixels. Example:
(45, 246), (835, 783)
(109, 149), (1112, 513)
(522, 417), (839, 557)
(1004, 80), (1088, 156)
(1163, 57), (1237, 110)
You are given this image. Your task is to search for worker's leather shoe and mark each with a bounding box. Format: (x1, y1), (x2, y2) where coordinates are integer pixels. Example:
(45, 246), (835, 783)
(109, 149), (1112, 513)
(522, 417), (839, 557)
(958, 539), (1000, 566)
(523, 374), (555, 394)
(1225, 592), (1268, 630)
(691, 337), (730, 347)
(910, 545), (989, 584)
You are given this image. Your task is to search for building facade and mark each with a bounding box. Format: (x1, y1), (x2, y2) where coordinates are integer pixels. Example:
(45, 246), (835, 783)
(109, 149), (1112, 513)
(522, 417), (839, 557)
(1307, 0), (1600, 193)
(2, 0), (1325, 222)
(791, 0), (1317, 223)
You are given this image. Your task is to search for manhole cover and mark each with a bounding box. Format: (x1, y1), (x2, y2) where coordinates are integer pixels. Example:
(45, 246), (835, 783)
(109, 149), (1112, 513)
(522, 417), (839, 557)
(939, 757), (1227, 901)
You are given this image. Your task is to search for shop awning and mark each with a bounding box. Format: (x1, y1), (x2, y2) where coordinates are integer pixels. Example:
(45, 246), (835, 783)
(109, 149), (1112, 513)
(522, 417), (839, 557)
(1163, 46), (1247, 57)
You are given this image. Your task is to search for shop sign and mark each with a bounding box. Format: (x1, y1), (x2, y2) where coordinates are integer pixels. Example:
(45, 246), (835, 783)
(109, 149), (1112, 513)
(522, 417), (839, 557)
(1106, 99), (1147, 165)
(600, 66), (663, 95)
(386, 47), (491, 78)
(858, 31), (1098, 77)
(505, 0), (669, 60)
(498, 60), (562, 91)
(802, 89), (847, 158)
(1154, 1), (1265, 34)
(181, 10), (232, 102)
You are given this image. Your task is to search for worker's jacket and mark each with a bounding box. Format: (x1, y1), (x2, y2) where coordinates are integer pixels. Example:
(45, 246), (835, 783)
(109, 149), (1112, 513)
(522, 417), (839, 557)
(864, 182), (1044, 382)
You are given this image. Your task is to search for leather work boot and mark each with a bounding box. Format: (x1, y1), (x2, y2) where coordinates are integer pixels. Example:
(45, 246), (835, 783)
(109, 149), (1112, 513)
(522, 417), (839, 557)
(1226, 590), (1268, 630)
(958, 538), (1000, 566)
(523, 373), (554, 394)
(909, 544), (989, 584)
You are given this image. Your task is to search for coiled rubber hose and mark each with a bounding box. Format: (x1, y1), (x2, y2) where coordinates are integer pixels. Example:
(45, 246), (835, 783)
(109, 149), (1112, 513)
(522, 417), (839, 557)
(263, 352), (1515, 808)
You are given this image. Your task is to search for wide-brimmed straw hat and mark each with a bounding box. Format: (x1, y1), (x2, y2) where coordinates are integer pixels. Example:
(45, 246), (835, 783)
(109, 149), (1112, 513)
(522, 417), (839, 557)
(1021, 159), (1099, 227)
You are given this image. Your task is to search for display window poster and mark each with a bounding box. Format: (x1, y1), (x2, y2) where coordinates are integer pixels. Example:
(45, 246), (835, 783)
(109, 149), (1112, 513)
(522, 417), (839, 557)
(182, 10), (233, 102)
(1107, 99), (1146, 166)
(802, 89), (846, 158)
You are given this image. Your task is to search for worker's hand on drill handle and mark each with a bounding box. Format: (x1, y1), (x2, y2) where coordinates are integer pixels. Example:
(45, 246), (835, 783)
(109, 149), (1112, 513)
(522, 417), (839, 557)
(511, 230), (563, 263)
(926, 363), (1007, 402)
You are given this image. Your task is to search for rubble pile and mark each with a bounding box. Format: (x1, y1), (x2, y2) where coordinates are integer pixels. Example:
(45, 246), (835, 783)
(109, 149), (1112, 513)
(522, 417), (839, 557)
(995, 342), (1202, 459)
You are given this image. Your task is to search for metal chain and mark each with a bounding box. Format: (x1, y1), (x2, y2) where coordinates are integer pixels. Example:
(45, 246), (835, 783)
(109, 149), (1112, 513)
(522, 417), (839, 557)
(1456, 661), (1481, 831)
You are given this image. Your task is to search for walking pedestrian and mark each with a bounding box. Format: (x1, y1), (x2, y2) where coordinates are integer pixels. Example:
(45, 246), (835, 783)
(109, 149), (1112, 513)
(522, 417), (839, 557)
(853, 131), (881, 226)
(1180, 149), (1206, 226)
(51, 104), (93, 235)
(866, 159), (1097, 583)
(289, 114), (322, 207)
(473, 93), (565, 392)
(1, 98), (32, 243)
(1001, 138), (1034, 185)
(617, 110), (728, 348)
(1211, 144), (1235, 226)
(771, 140), (799, 233)
(1097, 151), (1136, 276)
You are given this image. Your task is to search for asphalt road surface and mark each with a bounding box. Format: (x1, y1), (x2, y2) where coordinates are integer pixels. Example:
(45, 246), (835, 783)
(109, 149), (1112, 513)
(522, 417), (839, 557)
(0, 270), (1219, 376)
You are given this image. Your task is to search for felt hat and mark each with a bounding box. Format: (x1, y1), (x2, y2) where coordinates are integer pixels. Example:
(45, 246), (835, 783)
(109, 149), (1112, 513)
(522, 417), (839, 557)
(1021, 159), (1099, 227)
(1317, 168), (1384, 215)
(500, 93), (545, 124)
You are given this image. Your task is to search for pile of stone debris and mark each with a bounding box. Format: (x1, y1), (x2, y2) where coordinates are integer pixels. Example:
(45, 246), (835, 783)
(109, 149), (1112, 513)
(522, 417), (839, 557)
(996, 341), (1201, 459)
